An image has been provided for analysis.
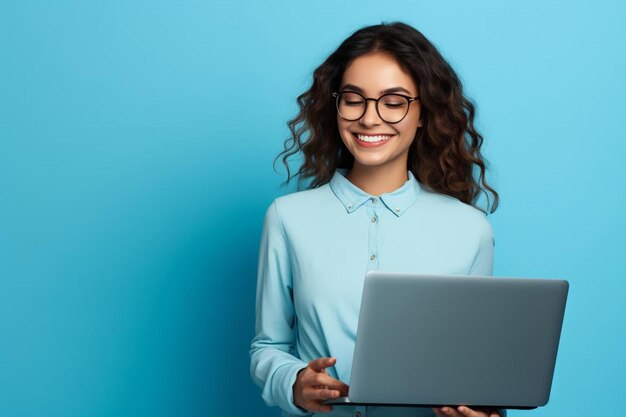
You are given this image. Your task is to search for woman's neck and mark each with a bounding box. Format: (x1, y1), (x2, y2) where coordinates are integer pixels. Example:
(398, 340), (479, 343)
(345, 162), (409, 196)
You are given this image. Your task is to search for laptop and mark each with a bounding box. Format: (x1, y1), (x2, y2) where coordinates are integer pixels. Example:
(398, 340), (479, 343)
(325, 271), (569, 410)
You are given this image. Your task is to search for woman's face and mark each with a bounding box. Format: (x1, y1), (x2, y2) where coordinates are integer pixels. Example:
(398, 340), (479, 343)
(336, 52), (422, 171)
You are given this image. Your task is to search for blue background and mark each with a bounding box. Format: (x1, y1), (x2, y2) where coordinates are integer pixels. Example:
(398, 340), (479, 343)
(1, 1), (624, 416)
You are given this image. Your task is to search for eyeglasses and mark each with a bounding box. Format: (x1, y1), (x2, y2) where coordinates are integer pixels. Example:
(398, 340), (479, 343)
(332, 91), (420, 124)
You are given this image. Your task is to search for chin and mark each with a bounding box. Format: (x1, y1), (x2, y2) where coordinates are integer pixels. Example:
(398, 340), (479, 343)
(353, 156), (393, 167)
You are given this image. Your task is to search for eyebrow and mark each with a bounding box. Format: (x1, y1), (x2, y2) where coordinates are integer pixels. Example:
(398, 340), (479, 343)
(339, 83), (414, 96)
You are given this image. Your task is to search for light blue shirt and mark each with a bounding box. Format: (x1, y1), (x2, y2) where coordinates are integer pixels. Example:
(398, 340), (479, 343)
(250, 169), (496, 417)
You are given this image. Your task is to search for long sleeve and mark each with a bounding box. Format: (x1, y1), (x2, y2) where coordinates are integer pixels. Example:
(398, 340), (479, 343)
(249, 201), (310, 416)
(466, 218), (508, 417)
(467, 217), (495, 276)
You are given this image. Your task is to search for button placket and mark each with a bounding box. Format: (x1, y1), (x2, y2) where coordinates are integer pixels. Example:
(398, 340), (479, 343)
(367, 203), (380, 270)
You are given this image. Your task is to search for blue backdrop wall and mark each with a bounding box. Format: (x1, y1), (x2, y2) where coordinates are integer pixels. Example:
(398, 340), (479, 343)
(1, 1), (624, 416)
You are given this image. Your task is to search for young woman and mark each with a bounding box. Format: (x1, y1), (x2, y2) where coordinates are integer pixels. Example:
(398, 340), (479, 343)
(250, 22), (502, 417)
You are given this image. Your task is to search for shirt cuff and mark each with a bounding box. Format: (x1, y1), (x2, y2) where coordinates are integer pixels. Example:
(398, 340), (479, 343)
(283, 362), (312, 416)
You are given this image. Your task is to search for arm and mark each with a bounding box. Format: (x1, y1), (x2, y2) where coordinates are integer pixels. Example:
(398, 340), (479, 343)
(467, 216), (494, 276)
(466, 217), (507, 417)
(249, 201), (310, 416)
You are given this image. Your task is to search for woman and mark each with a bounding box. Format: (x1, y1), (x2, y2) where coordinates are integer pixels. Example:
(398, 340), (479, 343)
(250, 22), (502, 417)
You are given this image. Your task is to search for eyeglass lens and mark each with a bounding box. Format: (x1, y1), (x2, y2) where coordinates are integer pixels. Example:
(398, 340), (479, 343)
(336, 92), (410, 123)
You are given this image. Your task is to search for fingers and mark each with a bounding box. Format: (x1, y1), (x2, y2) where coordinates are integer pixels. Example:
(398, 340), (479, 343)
(308, 357), (336, 372)
(433, 408), (446, 417)
(299, 388), (340, 414)
(307, 372), (349, 393)
(456, 406), (490, 417)
(439, 407), (463, 417)
(303, 401), (333, 413)
(304, 358), (349, 395)
(303, 387), (342, 401)
(297, 356), (349, 413)
(434, 406), (492, 417)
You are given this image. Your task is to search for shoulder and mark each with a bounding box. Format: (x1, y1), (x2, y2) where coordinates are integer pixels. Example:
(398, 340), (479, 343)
(274, 184), (333, 211)
(416, 185), (493, 238)
(267, 184), (335, 222)
(262, 185), (336, 244)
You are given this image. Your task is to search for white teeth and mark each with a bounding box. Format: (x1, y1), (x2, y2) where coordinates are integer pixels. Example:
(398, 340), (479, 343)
(356, 134), (393, 143)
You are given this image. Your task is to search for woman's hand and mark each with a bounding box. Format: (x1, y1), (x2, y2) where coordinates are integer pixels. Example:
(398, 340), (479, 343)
(293, 357), (350, 413)
(433, 406), (501, 417)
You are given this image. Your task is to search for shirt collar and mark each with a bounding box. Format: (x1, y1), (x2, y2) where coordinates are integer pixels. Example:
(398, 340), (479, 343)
(329, 168), (421, 217)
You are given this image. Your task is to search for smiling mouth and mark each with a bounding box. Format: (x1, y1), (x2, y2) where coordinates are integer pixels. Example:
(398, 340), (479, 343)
(353, 133), (394, 143)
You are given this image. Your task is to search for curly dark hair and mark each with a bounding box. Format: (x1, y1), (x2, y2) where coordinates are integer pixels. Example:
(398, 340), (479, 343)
(275, 21), (499, 214)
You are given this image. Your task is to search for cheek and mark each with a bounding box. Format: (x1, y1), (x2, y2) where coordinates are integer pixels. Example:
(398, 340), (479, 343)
(336, 117), (344, 132)
(398, 114), (422, 138)
(337, 120), (353, 143)
(337, 117), (350, 131)
(395, 121), (418, 139)
(414, 108), (424, 128)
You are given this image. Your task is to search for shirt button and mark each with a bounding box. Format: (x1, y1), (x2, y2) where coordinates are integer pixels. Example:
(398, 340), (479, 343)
(395, 207), (400, 212)
(371, 216), (377, 223)
(370, 197), (377, 204)
(370, 254), (376, 261)
(348, 203), (353, 209)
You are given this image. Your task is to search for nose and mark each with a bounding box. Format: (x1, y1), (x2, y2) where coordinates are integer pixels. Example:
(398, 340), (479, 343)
(359, 99), (382, 127)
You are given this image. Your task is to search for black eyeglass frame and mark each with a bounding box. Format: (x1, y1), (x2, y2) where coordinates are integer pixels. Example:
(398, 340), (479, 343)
(332, 91), (420, 124)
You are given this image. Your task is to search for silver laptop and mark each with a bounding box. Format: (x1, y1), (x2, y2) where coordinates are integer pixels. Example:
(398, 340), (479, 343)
(325, 271), (569, 409)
